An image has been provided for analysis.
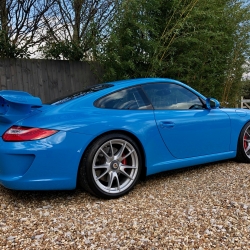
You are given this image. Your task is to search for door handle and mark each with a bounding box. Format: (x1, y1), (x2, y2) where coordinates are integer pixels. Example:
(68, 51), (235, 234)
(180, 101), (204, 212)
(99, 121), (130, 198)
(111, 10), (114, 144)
(159, 121), (175, 128)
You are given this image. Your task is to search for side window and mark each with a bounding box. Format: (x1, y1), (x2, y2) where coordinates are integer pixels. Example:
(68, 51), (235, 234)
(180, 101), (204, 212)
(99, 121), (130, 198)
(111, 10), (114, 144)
(95, 87), (152, 110)
(142, 83), (204, 110)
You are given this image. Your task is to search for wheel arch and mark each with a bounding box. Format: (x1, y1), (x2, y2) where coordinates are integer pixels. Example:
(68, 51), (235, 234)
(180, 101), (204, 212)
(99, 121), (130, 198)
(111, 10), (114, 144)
(236, 120), (250, 163)
(77, 129), (147, 183)
(236, 119), (250, 147)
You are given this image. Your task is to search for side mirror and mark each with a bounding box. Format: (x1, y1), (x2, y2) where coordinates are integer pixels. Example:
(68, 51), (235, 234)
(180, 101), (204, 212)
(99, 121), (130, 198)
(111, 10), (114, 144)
(206, 98), (220, 109)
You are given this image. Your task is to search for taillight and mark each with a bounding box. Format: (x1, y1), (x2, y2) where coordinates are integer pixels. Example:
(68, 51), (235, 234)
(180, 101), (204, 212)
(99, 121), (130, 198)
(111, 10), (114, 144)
(3, 126), (58, 142)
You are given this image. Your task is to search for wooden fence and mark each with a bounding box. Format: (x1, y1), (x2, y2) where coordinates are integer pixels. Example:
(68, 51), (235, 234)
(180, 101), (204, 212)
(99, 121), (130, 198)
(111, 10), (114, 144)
(0, 59), (103, 103)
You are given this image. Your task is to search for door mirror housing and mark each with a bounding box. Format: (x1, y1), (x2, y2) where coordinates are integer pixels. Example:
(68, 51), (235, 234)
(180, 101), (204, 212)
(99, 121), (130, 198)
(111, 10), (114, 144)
(206, 98), (220, 109)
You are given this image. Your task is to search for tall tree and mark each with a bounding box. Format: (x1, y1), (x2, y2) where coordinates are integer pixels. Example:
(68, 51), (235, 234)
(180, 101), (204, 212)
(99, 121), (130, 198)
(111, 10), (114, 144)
(40, 0), (117, 61)
(0, 0), (55, 58)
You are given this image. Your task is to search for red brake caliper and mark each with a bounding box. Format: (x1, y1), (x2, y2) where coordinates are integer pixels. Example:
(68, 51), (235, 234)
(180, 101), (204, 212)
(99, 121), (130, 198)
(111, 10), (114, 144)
(121, 154), (127, 171)
(244, 135), (248, 150)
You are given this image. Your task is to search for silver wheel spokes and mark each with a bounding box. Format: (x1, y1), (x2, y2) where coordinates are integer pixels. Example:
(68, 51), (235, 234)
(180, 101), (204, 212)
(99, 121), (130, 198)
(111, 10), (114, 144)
(243, 128), (250, 158)
(92, 139), (138, 194)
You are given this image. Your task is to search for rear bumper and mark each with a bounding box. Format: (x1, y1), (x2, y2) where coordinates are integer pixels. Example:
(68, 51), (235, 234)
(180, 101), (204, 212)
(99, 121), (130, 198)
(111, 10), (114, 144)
(0, 131), (93, 190)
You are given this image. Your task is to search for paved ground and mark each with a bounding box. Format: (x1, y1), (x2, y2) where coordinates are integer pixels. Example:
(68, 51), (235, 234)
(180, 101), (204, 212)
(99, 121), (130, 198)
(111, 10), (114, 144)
(0, 161), (249, 249)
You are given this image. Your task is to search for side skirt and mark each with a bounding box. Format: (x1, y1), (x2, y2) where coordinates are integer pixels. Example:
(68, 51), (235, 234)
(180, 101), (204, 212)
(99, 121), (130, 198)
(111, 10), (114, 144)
(147, 151), (236, 176)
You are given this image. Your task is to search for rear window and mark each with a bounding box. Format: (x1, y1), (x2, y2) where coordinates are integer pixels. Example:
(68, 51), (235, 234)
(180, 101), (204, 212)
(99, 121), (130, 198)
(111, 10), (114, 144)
(49, 84), (113, 105)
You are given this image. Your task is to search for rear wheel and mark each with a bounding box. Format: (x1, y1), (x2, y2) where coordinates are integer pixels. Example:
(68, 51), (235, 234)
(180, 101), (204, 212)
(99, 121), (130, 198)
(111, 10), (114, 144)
(236, 122), (250, 163)
(78, 133), (142, 198)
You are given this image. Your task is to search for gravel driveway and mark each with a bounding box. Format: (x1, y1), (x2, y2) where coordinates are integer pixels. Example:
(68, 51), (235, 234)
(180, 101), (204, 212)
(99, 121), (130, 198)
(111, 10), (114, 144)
(0, 161), (249, 249)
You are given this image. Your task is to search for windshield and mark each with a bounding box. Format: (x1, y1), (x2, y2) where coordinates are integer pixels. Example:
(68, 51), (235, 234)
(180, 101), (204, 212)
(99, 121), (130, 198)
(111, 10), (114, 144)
(49, 84), (113, 105)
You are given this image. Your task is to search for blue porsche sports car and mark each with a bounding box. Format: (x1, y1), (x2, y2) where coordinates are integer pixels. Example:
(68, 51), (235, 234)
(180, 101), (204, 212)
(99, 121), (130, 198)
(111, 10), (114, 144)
(0, 78), (249, 198)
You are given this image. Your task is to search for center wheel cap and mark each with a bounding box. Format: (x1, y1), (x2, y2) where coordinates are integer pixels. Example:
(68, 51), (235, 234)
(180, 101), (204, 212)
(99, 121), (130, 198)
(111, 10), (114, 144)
(111, 161), (119, 170)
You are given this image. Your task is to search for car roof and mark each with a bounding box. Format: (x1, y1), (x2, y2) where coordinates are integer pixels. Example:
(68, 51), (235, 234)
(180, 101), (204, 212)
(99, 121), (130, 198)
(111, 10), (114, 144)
(107, 78), (176, 87)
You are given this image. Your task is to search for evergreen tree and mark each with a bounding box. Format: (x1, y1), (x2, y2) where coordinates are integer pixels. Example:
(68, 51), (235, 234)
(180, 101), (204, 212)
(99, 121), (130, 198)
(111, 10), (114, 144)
(100, 0), (250, 106)
(100, 0), (161, 81)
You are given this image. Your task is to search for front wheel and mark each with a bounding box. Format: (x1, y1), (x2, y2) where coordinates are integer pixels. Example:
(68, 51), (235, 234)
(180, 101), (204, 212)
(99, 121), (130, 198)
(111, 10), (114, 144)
(236, 122), (250, 163)
(78, 133), (142, 199)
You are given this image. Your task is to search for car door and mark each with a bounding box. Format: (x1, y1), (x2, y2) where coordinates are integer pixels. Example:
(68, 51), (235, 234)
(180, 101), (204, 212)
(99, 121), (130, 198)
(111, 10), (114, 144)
(142, 82), (231, 159)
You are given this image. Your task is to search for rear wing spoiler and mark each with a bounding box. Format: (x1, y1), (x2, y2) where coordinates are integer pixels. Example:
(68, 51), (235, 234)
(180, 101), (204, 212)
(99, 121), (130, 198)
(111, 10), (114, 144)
(0, 90), (42, 123)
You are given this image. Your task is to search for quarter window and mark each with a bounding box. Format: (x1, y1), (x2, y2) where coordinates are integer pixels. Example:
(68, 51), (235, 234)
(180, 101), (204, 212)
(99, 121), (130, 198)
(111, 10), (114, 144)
(95, 87), (152, 110)
(142, 83), (204, 110)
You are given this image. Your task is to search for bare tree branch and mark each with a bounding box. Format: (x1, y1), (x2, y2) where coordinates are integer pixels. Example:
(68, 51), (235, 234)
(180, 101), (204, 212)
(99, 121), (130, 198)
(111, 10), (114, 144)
(41, 0), (118, 60)
(0, 0), (56, 58)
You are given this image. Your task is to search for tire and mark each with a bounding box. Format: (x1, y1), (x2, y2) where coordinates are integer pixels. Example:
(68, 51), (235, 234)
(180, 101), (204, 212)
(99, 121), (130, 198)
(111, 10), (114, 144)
(236, 122), (250, 163)
(78, 133), (142, 199)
